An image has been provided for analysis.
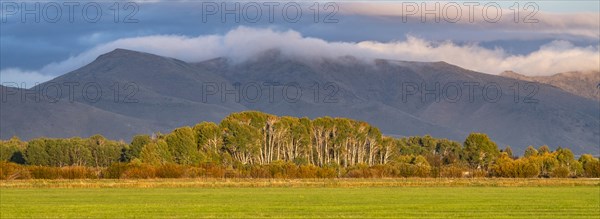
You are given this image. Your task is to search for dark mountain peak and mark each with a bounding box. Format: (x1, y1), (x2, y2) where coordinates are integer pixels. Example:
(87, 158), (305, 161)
(237, 49), (318, 70)
(95, 48), (165, 62)
(378, 59), (457, 71)
(500, 70), (524, 77)
(39, 48), (211, 92)
(243, 49), (351, 65)
(432, 61), (452, 67)
(82, 48), (196, 75)
(110, 48), (133, 54)
(195, 57), (230, 69)
(245, 49), (285, 63)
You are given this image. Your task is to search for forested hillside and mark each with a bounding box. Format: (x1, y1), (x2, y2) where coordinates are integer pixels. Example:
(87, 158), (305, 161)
(1, 111), (598, 179)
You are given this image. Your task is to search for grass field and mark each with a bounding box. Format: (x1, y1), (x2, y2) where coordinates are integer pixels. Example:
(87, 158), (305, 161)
(1, 179), (599, 218)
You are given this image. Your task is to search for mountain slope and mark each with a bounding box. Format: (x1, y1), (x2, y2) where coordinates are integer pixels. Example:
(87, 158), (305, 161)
(34, 49), (247, 129)
(0, 85), (161, 140)
(500, 70), (600, 101)
(199, 52), (598, 154)
(2, 49), (598, 155)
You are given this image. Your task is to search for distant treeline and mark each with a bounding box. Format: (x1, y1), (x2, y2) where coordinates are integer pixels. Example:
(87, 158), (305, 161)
(1, 111), (599, 179)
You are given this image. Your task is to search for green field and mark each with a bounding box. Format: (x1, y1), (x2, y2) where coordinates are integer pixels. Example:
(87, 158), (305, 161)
(1, 179), (599, 218)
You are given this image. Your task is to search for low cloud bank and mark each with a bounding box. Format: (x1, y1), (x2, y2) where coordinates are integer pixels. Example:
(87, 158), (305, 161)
(2, 26), (598, 87)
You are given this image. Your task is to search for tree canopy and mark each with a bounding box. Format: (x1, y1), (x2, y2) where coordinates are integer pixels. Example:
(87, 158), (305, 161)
(1, 111), (597, 179)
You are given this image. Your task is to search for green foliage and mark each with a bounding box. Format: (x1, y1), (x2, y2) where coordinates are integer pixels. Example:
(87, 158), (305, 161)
(127, 135), (152, 161)
(463, 133), (499, 169)
(165, 127), (200, 165)
(554, 147), (574, 165)
(502, 146), (514, 158)
(88, 135), (124, 167)
(579, 154), (600, 177)
(538, 145), (551, 155)
(221, 115), (261, 165)
(0, 137), (26, 164)
(535, 153), (559, 177)
(524, 146), (538, 157)
(193, 122), (224, 163)
(2, 111), (595, 179)
(436, 139), (463, 165)
(492, 154), (539, 178)
(24, 139), (50, 166)
(24, 137), (122, 167)
(139, 140), (173, 165)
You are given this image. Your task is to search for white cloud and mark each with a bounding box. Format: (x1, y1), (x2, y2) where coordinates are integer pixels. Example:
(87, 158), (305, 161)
(35, 34), (225, 77)
(2, 26), (599, 84)
(0, 68), (55, 88)
(356, 37), (600, 75)
(340, 2), (600, 39)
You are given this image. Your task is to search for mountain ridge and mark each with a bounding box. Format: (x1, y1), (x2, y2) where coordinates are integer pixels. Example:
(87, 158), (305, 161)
(3, 48), (598, 155)
(500, 70), (599, 101)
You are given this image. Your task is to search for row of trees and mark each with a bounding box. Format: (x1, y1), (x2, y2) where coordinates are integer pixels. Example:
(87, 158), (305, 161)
(1, 135), (124, 167)
(1, 111), (599, 178)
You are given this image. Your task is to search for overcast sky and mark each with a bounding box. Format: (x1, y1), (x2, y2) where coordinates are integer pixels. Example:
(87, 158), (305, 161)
(1, 0), (599, 87)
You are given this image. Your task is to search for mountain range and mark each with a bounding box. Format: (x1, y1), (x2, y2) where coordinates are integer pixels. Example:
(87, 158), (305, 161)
(500, 70), (599, 101)
(1, 49), (598, 155)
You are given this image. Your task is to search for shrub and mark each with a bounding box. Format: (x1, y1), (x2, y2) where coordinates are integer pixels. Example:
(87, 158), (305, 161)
(0, 162), (31, 180)
(183, 166), (204, 178)
(472, 169), (488, 178)
(514, 159), (539, 178)
(344, 165), (370, 178)
(583, 159), (600, 178)
(393, 163), (431, 178)
(28, 166), (61, 179)
(368, 165), (385, 178)
(344, 164), (384, 178)
(268, 162), (299, 178)
(156, 163), (186, 178)
(102, 163), (129, 179)
(440, 165), (468, 178)
(381, 164), (401, 177)
(492, 158), (539, 178)
(224, 168), (240, 178)
(413, 165), (431, 178)
(316, 166), (337, 178)
(551, 166), (571, 178)
(298, 165), (318, 178)
(59, 166), (97, 179)
(203, 164), (226, 178)
(249, 166), (271, 178)
(121, 164), (156, 179)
